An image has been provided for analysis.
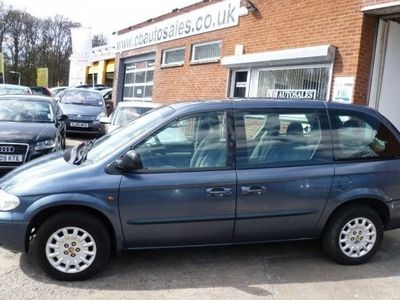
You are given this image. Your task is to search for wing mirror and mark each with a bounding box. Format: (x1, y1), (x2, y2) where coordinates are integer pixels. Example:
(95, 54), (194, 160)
(115, 150), (143, 172)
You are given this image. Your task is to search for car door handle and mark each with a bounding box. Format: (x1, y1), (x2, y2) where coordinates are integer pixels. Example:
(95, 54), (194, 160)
(206, 187), (233, 197)
(241, 186), (267, 195)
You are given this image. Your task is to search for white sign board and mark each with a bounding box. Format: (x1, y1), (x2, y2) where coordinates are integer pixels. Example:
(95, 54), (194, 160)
(70, 27), (92, 65)
(116, 0), (240, 53)
(332, 77), (354, 103)
(266, 89), (317, 99)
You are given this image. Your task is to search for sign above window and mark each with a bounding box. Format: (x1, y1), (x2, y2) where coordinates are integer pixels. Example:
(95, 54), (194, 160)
(266, 89), (317, 100)
(116, 0), (240, 53)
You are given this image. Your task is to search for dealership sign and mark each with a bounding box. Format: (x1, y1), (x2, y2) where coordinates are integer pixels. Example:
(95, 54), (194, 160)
(267, 89), (317, 99)
(116, 0), (240, 53)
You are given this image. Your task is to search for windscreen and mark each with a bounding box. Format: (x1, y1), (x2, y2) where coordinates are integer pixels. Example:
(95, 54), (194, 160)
(0, 99), (54, 123)
(60, 90), (104, 106)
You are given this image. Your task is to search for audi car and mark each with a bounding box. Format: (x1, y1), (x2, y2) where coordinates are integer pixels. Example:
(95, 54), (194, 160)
(58, 88), (107, 136)
(0, 95), (67, 175)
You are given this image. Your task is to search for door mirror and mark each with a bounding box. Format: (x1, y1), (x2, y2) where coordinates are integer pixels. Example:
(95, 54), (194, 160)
(115, 150), (143, 172)
(58, 114), (68, 122)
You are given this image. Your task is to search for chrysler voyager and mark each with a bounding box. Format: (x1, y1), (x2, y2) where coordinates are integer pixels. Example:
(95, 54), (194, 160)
(1, 100), (400, 281)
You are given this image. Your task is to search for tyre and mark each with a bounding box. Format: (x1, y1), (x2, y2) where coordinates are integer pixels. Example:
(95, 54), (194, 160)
(33, 211), (111, 281)
(61, 131), (66, 149)
(322, 204), (384, 265)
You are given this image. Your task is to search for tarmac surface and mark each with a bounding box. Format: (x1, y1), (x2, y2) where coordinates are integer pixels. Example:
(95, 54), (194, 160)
(1, 230), (400, 299)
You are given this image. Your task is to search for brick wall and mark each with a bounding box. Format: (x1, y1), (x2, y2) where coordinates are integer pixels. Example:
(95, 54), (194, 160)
(114, 0), (384, 105)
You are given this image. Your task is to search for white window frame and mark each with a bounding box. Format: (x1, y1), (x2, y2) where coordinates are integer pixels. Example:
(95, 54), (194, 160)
(229, 69), (251, 98)
(191, 40), (222, 63)
(161, 47), (185, 67)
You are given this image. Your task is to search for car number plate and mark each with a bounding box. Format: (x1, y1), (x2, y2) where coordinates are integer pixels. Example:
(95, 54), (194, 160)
(0, 154), (23, 162)
(70, 122), (89, 128)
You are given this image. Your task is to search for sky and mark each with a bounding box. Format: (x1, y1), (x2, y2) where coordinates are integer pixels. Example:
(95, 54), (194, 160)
(5, 0), (201, 37)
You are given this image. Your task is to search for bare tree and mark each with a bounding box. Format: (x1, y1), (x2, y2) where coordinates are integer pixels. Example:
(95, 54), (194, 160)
(0, 1), (11, 52)
(92, 33), (108, 47)
(0, 0), (82, 86)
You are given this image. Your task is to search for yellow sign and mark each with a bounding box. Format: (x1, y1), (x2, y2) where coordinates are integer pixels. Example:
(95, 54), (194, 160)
(36, 68), (48, 87)
(0, 52), (4, 74)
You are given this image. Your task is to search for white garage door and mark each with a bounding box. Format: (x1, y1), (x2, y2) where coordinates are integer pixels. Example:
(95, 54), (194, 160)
(370, 20), (400, 129)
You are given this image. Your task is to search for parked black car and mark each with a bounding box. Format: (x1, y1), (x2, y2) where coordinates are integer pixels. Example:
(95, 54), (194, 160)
(58, 88), (107, 136)
(0, 95), (67, 175)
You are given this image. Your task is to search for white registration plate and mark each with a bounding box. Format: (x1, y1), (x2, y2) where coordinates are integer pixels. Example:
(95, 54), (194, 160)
(70, 122), (89, 128)
(0, 154), (23, 162)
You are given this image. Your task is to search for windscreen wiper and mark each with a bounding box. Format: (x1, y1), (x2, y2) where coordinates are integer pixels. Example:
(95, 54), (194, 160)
(73, 140), (95, 165)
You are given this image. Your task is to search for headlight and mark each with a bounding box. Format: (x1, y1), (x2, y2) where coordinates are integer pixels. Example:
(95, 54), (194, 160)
(0, 190), (20, 211)
(35, 139), (56, 151)
(96, 112), (106, 121)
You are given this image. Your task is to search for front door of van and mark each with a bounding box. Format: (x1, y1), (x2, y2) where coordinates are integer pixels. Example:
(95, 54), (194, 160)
(119, 110), (237, 248)
(233, 108), (334, 242)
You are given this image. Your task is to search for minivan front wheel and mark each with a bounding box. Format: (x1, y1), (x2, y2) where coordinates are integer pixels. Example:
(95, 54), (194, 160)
(322, 205), (383, 265)
(33, 211), (111, 281)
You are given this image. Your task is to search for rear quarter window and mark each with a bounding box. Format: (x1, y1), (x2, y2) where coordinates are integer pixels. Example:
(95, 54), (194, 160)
(329, 109), (400, 161)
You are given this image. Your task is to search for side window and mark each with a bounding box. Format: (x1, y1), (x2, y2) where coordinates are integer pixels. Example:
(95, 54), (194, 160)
(236, 109), (331, 168)
(329, 110), (400, 160)
(135, 111), (228, 170)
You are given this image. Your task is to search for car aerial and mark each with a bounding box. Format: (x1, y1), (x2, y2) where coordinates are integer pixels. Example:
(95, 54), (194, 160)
(1, 99), (400, 281)
(0, 95), (67, 176)
(30, 86), (52, 97)
(58, 88), (107, 136)
(0, 84), (33, 95)
(101, 101), (161, 133)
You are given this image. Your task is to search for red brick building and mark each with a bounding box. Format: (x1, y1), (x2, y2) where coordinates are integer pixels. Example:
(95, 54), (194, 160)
(113, 0), (400, 127)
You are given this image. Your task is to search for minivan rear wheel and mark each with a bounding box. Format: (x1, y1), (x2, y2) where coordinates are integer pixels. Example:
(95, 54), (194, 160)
(322, 204), (383, 265)
(33, 211), (111, 281)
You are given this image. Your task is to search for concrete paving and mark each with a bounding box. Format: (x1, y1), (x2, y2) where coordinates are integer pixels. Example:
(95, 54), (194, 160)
(1, 230), (400, 299)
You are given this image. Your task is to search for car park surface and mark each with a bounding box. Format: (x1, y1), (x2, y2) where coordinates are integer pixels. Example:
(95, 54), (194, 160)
(1, 99), (400, 281)
(1, 232), (400, 299)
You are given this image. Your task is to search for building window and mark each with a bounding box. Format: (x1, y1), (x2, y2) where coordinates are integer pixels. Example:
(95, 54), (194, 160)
(191, 41), (221, 63)
(230, 70), (249, 98)
(254, 65), (331, 100)
(123, 59), (155, 101)
(162, 47), (185, 66)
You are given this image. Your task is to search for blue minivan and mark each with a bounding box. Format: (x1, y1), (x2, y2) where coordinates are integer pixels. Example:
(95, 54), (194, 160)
(1, 99), (400, 281)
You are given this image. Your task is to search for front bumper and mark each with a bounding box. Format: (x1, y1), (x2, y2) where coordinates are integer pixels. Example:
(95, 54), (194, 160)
(0, 215), (28, 252)
(66, 121), (105, 135)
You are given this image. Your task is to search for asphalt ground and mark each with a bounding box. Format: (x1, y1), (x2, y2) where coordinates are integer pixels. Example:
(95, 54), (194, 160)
(1, 230), (400, 299)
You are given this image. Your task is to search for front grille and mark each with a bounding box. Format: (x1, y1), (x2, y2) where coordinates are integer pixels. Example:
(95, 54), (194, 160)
(0, 143), (29, 168)
(68, 114), (94, 121)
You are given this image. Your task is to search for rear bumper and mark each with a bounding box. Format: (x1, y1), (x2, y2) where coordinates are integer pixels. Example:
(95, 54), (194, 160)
(385, 200), (400, 230)
(0, 218), (28, 252)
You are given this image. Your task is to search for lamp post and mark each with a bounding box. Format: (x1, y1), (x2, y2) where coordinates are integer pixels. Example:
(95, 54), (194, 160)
(9, 71), (21, 85)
